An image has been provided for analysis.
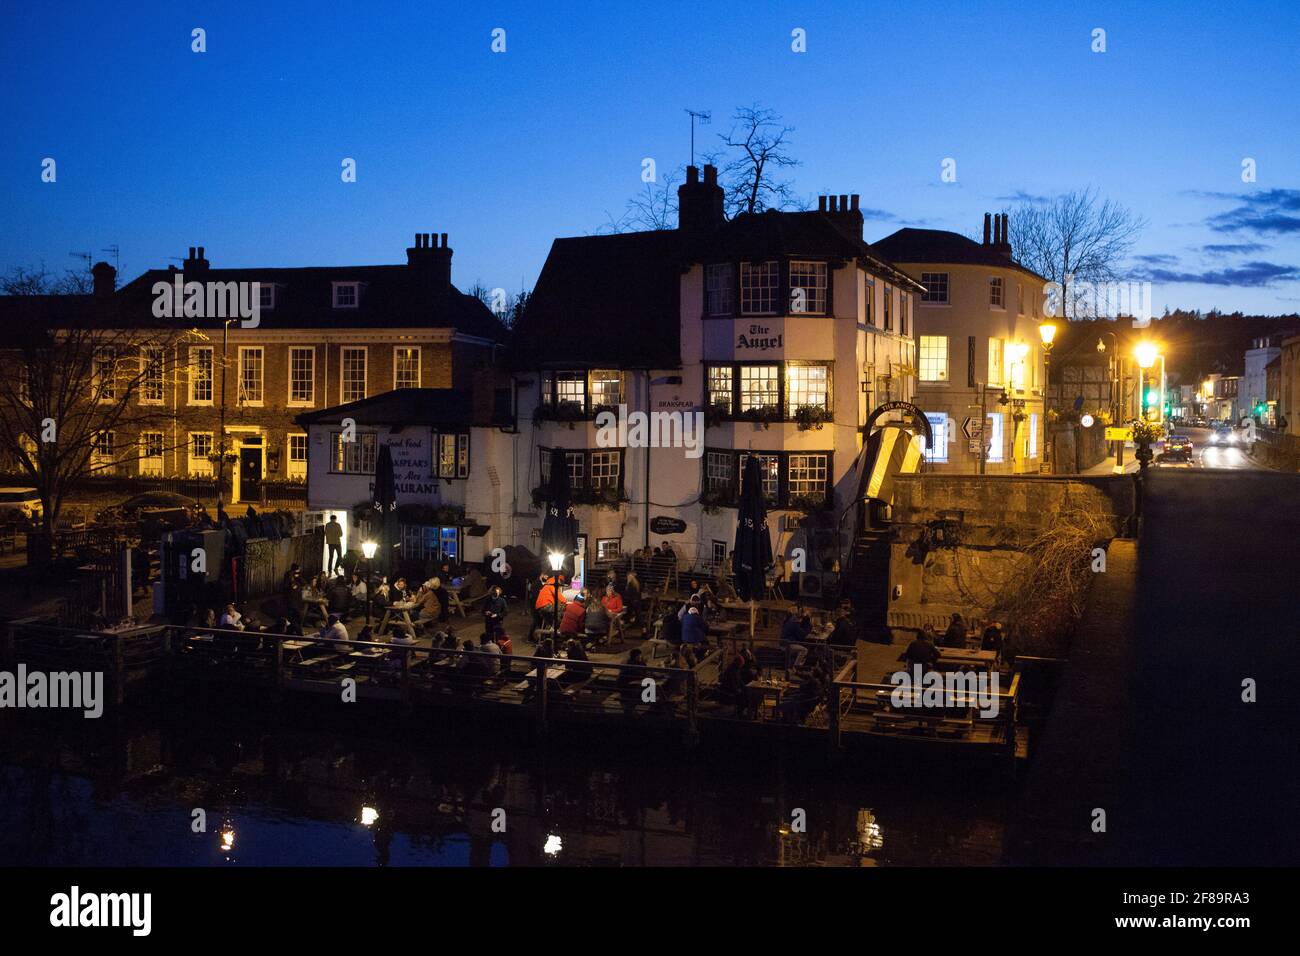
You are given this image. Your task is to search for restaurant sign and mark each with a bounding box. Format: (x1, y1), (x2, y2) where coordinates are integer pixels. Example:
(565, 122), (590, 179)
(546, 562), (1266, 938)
(367, 432), (440, 503)
(650, 516), (688, 535)
(735, 321), (784, 353)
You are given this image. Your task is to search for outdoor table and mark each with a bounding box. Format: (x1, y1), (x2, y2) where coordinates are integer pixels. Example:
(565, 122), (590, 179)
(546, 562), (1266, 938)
(377, 601), (419, 638)
(302, 596), (329, 624)
(280, 639), (313, 663)
(935, 648), (997, 671)
(745, 678), (792, 718)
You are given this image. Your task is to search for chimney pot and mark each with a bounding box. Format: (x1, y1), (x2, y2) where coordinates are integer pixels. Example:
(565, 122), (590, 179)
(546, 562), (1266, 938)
(839, 194), (849, 211)
(188, 247), (196, 259)
(686, 165), (699, 184)
(983, 213), (992, 245)
(440, 233), (448, 248)
(850, 195), (860, 211)
(703, 164), (717, 185)
(818, 196), (827, 212)
(829, 196), (838, 212)
(197, 246), (204, 259)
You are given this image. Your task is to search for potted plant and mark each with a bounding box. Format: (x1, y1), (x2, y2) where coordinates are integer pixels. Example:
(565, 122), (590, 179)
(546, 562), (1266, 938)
(794, 405), (832, 430)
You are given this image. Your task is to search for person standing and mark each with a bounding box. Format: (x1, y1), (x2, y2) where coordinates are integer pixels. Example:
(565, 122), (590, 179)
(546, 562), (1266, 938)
(324, 514), (343, 575)
(483, 585), (508, 639)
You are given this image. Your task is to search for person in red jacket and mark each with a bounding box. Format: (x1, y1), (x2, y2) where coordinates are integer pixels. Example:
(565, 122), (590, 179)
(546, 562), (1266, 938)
(559, 590), (588, 641)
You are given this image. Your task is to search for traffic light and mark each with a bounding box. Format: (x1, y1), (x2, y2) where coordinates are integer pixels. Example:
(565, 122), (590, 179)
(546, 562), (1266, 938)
(1144, 388), (1157, 407)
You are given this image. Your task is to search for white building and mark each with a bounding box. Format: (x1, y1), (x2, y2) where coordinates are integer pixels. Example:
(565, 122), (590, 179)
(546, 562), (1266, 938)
(1242, 336), (1282, 422)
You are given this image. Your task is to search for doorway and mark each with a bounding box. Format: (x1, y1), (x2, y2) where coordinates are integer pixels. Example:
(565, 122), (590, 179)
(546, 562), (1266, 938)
(239, 444), (263, 502)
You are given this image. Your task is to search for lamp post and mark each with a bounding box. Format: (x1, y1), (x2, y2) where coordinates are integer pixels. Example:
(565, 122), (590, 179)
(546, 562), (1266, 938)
(1097, 333), (1125, 473)
(547, 550), (565, 642)
(361, 539), (377, 625)
(1038, 322), (1057, 472)
(1132, 344), (1161, 528)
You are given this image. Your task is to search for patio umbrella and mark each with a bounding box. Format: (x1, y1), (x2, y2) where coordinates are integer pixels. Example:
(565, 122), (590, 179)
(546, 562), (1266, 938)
(733, 455), (772, 638)
(372, 443), (398, 578)
(540, 448), (579, 636)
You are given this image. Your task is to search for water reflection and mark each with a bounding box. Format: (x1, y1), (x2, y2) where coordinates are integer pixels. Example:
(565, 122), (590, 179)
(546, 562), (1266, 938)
(0, 704), (1011, 866)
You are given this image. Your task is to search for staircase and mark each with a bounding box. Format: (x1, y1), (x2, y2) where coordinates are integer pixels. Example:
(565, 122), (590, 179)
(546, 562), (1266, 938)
(842, 530), (892, 641)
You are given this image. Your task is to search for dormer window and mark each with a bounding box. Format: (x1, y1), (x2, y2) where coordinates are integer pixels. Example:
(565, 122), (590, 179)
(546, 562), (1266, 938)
(259, 283), (277, 310)
(789, 261), (827, 314)
(332, 282), (360, 308)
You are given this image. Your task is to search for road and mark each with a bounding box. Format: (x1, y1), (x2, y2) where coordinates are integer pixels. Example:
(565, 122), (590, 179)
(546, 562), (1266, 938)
(1088, 424), (1270, 474)
(1116, 465), (1300, 864)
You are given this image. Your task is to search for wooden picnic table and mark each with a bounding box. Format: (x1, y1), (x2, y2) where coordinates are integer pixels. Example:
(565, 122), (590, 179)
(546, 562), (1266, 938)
(377, 601), (419, 639)
(935, 647), (997, 671)
(745, 677), (793, 717)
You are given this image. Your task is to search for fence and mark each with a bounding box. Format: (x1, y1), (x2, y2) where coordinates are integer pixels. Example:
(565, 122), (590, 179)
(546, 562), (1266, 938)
(3, 621), (171, 705)
(1252, 428), (1300, 470)
(0, 473), (306, 510)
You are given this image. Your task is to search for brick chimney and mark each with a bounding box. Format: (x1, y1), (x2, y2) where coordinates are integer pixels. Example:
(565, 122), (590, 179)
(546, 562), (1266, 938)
(182, 245), (209, 274)
(983, 213), (992, 245)
(91, 261), (116, 297)
(818, 193), (864, 238)
(406, 232), (453, 286)
(677, 164), (725, 232)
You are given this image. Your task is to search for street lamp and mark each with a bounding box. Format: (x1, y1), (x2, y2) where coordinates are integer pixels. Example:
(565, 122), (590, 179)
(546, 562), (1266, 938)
(1097, 333), (1125, 474)
(1038, 323), (1057, 472)
(547, 550), (565, 643)
(361, 539), (377, 624)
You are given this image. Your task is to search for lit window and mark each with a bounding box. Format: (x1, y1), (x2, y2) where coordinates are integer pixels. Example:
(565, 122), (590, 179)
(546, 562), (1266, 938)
(738, 453), (779, 503)
(988, 338), (1004, 386)
(438, 434), (457, 478)
(457, 434), (469, 478)
(923, 413), (948, 463)
(332, 432), (377, 474)
(189, 347), (213, 404)
(288, 434), (308, 478)
(990, 277), (1004, 308)
(786, 364), (830, 411)
(919, 336), (949, 382)
(189, 433), (213, 476)
(883, 285), (893, 330)
(333, 282), (359, 308)
(1028, 414), (1039, 459)
(597, 538), (622, 562)
(740, 261), (779, 315)
(93, 348), (118, 402)
(289, 347), (315, 405)
(542, 370), (586, 410)
(92, 431), (116, 472)
(920, 273), (949, 304)
(739, 365), (780, 413)
(986, 413), (1004, 462)
(706, 264), (734, 315)
(140, 431), (164, 476)
(566, 451), (584, 489)
(707, 366), (733, 413)
(341, 347), (366, 403)
(141, 347), (164, 404)
(789, 261), (827, 314)
(394, 347), (421, 389)
(788, 453), (829, 501)
(589, 370), (622, 409)
(238, 347), (264, 405)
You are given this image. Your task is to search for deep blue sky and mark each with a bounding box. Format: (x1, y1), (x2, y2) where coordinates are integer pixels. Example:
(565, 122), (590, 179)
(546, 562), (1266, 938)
(3, 0), (1298, 313)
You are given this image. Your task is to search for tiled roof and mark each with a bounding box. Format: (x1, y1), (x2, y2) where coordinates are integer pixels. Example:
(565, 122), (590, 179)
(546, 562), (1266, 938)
(871, 228), (1049, 283)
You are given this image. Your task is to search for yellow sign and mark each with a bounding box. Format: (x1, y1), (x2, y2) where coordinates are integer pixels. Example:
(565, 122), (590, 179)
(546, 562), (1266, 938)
(1105, 427), (1133, 442)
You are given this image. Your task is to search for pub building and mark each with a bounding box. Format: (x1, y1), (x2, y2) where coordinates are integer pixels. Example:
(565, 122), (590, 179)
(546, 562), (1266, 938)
(510, 165), (925, 591)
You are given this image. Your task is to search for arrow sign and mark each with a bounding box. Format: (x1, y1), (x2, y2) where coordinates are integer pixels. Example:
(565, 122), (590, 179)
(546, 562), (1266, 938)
(962, 416), (983, 440)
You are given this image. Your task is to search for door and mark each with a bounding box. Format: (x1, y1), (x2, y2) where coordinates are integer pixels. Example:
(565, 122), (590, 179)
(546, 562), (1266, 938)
(239, 447), (262, 502)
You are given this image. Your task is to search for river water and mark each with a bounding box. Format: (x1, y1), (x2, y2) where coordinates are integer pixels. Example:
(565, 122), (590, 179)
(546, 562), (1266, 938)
(0, 696), (1013, 867)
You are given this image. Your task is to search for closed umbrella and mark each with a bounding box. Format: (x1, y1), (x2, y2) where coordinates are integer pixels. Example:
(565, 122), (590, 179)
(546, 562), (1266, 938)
(540, 448), (579, 635)
(733, 455), (772, 638)
(372, 443), (398, 579)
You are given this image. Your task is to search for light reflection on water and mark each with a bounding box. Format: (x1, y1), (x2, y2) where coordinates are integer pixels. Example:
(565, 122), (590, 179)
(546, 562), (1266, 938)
(0, 703), (1011, 867)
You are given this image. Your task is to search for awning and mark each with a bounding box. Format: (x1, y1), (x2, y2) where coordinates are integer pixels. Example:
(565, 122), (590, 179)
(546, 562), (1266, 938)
(857, 425), (925, 505)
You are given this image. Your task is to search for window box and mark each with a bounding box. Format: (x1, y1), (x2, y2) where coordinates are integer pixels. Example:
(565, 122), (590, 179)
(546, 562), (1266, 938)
(736, 406), (782, 428)
(793, 405), (832, 431)
(703, 401), (732, 429)
(534, 400), (588, 425)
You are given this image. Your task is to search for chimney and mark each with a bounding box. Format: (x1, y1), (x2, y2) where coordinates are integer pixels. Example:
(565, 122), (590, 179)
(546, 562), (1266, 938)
(983, 213), (992, 245)
(182, 245), (209, 274)
(91, 261), (116, 297)
(407, 231), (453, 286)
(677, 163), (724, 232)
(998, 213), (1012, 256)
(818, 192), (864, 239)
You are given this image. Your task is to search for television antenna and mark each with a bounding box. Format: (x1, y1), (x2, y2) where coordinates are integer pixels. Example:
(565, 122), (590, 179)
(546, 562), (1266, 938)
(685, 109), (711, 166)
(102, 244), (121, 277)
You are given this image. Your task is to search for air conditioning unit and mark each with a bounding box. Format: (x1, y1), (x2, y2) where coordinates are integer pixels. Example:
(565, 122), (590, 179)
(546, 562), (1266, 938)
(799, 571), (839, 599)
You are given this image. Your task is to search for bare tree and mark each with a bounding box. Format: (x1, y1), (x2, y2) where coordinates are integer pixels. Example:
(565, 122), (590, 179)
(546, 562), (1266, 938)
(1, 265), (92, 296)
(623, 167), (682, 231)
(1006, 189), (1145, 319)
(717, 105), (801, 217)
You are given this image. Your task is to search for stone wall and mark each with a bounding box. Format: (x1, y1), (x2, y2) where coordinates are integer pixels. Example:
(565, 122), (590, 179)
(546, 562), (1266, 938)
(885, 473), (1133, 632)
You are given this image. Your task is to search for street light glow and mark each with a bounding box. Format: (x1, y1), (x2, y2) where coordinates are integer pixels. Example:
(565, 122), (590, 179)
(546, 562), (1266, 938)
(361, 540), (377, 560)
(1135, 342), (1158, 369)
(548, 551), (565, 572)
(1038, 322), (1057, 346)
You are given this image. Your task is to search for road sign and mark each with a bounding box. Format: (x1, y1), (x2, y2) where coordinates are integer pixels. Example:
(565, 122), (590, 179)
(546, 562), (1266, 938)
(962, 416), (983, 440)
(1105, 426), (1133, 442)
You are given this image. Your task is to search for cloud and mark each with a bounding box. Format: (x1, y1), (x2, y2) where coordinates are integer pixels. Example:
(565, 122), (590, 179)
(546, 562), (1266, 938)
(1134, 253), (1179, 266)
(1130, 259), (1300, 288)
(1199, 188), (1300, 235)
(995, 190), (1051, 204)
(1200, 242), (1269, 254)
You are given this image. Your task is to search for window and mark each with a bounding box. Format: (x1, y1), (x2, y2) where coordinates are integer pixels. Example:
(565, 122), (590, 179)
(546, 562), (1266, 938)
(287, 433), (308, 479)
(259, 284), (276, 310)
(402, 525), (461, 564)
(432, 432), (470, 479)
(739, 365), (780, 413)
(988, 338), (1004, 386)
(883, 285), (893, 331)
(91, 430), (116, 471)
(17, 365), (31, 405)
(332, 282), (359, 308)
(238, 347), (264, 405)
(341, 347), (367, 403)
(789, 261), (827, 314)
(707, 365), (733, 413)
(922, 413), (947, 463)
(1010, 345), (1027, 390)
(590, 450), (620, 489)
(289, 347), (315, 405)
(440, 526), (459, 563)
(189, 433), (213, 476)
(864, 280), (874, 326)
(986, 413), (1004, 462)
(139, 431), (164, 475)
(788, 453), (829, 502)
(189, 347), (213, 405)
(596, 538), (622, 562)
(541, 370), (588, 411)
(920, 272), (949, 304)
(919, 336), (949, 382)
(711, 540), (727, 570)
(1017, 283), (1025, 315)
(589, 370), (622, 409)
(900, 292), (910, 336)
(705, 263), (734, 315)
(740, 261), (779, 315)
(457, 433), (469, 478)
(1028, 413), (1039, 459)
(990, 277), (1004, 309)
(93, 348), (118, 402)
(332, 431), (377, 474)
(705, 451), (734, 496)
(394, 347), (421, 389)
(141, 347), (164, 404)
(738, 453), (780, 503)
(786, 364), (830, 412)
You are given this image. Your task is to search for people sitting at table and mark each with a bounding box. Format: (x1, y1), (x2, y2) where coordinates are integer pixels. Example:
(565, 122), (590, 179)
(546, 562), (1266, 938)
(533, 572), (567, 641)
(779, 609), (812, 668)
(717, 654), (748, 712)
(739, 647), (761, 685)
(494, 628), (513, 658)
(980, 620), (1004, 660)
(688, 578), (718, 613)
(559, 590), (587, 641)
(901, 628), (941, 671)
(784, 668), (827, 723)
(355, 624), (374, 642)
(829, 604), (855, 647)
(599, 583), (625, 638)
(462, 565), (487, 601)
(389, 627), (417, 646)
(219, 603), (245, 631)
(583, 596), (611, 645)
(477, 631), (502, 675)
(318, 614), (349, 643)
(457, 638), (487, 676)
(413, 580), (448, 631)
(679, 596), (708, 651)
(389, 577), (411, 603)
(943, 612), (968, 649)
(534, 636), (557, 660)
(348, 572), (368, 615)
(562, 638), (592, 680)
(623, 571), (643, 623)
(482, 585), (508, 639)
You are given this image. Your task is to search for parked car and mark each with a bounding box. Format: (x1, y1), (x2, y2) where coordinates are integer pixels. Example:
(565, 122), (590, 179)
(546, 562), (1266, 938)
(0, 487), (43, 527)
(1159, 434), (1194, 463)
(95, 491), (205, 532)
